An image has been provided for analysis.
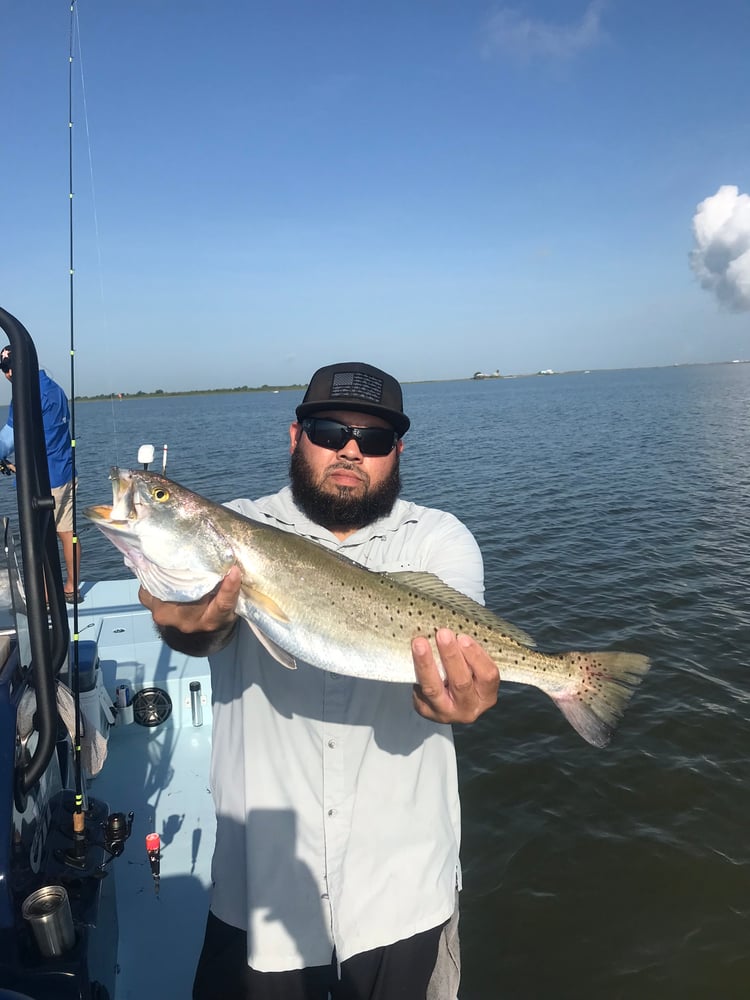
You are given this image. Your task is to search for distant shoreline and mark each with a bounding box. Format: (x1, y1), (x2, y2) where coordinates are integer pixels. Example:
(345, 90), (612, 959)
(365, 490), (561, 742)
(72, 359), (749, 402)
(75, 385), (305, 402)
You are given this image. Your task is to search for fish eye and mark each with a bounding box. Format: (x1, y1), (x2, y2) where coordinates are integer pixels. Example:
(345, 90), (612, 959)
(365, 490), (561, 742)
(152, 487), (170, 503)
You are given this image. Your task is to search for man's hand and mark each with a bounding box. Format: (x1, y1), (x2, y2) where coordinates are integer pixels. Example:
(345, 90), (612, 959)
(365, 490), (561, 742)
(139, 565), (243, 654)
(412, 629), (499, 724)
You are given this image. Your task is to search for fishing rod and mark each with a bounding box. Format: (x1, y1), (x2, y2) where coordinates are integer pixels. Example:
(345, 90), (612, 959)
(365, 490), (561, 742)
(62, 2), (136, 876)
(66, 0), (86, 863)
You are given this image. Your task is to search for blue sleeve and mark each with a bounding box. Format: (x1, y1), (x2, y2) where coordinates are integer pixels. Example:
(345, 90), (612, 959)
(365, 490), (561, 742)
(0, 423), (14, 462)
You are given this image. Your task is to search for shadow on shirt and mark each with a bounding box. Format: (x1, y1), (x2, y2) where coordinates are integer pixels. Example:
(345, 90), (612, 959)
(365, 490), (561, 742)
(214, 807), (334, 967)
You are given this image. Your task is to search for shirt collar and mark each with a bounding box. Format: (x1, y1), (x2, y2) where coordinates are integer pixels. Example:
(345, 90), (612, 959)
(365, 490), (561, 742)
(254, 486), (417, 549)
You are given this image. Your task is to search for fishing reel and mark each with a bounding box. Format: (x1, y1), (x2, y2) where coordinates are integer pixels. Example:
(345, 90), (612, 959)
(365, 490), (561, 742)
(53, 802), (133, 874)
(0, 459), (14, 476)
(103, 810), (134, 859)
(58, 808), (134, 871)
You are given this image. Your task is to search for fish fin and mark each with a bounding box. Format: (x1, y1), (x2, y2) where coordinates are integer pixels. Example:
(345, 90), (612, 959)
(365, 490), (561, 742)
(551, 651), (651, 747)
(247, 622), (297, 670)
(240, 583), (290, 623)
(387, 571), (537, 648)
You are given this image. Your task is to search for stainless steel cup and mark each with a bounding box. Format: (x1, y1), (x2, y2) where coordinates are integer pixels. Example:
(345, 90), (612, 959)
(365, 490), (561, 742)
(21, 884), (75, 958)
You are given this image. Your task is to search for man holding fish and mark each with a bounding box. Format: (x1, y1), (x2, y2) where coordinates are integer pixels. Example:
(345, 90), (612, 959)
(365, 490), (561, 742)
(140, 362), (499, 999)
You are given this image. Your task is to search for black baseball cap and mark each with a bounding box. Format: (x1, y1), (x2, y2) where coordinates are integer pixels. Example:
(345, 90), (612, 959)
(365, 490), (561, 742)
(296, 362), (410, 437)
(0, 346), (11, 373)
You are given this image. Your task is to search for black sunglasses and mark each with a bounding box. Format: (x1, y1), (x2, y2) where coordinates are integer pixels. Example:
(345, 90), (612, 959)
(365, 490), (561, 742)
(301, 417), (398, 457)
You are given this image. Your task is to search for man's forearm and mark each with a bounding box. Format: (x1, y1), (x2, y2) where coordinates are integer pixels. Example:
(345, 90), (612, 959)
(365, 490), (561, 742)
(157, 618), (239, 657)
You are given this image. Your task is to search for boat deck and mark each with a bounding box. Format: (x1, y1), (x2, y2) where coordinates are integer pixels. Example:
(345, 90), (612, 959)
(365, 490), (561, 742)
(73, 578), (215, 999)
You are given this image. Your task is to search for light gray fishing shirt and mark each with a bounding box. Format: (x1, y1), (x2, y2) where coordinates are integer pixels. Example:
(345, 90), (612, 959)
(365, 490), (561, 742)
(208, 485), (485, 972)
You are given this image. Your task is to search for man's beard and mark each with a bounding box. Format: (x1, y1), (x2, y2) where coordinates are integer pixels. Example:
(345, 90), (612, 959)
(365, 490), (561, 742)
(290, 448), (401, 531)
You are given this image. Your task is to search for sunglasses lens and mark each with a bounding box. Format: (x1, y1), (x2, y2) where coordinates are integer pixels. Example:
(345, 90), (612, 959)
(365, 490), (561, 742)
(303, 419), (395, 456)
(360, 429), (397, 456)
(304, 420), (346, 450)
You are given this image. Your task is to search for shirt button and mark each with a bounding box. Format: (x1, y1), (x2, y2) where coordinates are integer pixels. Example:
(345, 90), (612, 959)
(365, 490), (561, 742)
(327, 739), (336, 749)
(328, 808), (336, 817)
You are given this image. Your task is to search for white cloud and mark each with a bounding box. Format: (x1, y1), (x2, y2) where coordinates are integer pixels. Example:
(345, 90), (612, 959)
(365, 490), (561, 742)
(690, 185), (750, 313)
(482, 1), (607, 61)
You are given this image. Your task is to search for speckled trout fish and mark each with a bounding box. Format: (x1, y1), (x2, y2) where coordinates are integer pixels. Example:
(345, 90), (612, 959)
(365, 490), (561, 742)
(84, 469), (650, 747)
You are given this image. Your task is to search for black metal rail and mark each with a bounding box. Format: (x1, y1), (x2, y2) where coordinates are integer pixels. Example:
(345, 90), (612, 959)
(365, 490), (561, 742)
(0, 306), (70, 800)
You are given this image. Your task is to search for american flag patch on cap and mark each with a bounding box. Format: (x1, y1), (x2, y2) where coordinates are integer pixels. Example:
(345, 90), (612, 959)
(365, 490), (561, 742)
(330, 370), (384, 404)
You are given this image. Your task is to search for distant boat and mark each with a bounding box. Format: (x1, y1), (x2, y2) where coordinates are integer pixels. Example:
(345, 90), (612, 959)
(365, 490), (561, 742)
(537, 369), (555, 376)
(472, 369), (501, 380)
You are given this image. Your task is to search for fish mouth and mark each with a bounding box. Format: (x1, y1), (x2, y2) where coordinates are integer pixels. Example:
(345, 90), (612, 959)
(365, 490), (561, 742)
(84, 503), (115, 522)
(82, 468), (150, 573)
(82, 468), (137, 531)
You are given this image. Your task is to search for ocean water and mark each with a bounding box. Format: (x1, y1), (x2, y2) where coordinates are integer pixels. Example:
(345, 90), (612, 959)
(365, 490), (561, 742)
(5, 363), (750, 998)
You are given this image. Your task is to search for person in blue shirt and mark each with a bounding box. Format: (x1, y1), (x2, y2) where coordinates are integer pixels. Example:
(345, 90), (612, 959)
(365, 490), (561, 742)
(0, 344), (82, 603)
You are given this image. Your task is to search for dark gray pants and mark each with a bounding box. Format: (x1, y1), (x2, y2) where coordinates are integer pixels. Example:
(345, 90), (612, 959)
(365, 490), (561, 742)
(192, 911), (445, 1000)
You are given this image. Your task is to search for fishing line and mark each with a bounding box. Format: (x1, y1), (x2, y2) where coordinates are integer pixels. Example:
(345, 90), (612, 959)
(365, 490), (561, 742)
(72, 0), (124, 470)
(74, 8), (108, 329)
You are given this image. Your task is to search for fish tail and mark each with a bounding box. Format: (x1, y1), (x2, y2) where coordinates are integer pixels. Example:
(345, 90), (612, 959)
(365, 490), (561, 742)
(551, 651), (651, 748)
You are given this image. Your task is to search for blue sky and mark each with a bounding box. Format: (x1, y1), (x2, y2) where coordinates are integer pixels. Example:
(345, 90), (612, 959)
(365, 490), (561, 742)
(3, 1), (749, 396)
